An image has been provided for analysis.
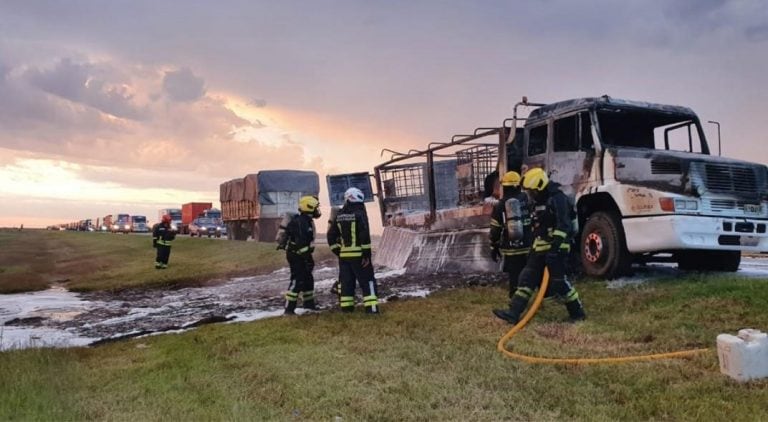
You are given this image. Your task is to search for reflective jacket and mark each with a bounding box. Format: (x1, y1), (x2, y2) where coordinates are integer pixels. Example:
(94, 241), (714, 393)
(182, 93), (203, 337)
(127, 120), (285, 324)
(531, 182), (576, 253)
(489, 189), (532, 256)
(327, 202), (372, 259)
(285, 213), (315, 256)
(152, 223), (176, 246)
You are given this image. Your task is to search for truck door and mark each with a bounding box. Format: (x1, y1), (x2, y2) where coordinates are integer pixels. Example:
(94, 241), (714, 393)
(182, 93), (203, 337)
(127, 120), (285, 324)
(522, 121), (548, 175)
(547, 111), (599, 196)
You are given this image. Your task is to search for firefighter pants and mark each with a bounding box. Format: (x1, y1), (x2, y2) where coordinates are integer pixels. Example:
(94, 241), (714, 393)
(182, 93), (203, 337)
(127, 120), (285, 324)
(285, 252), (315, 306)
(339, 258), (379, 313)
(502, 253), (527, 299)
(517, 250), (575, 300)
(155, 245), (171, 268)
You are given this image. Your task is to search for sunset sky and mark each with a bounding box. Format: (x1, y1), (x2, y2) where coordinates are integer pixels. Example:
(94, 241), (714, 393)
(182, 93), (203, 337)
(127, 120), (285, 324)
(1, 0), (767, 231)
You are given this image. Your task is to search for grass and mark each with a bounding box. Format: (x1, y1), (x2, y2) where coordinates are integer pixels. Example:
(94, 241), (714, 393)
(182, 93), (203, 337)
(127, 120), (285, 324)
(0, 229), (334, 293)
(2, 272), (768, 420)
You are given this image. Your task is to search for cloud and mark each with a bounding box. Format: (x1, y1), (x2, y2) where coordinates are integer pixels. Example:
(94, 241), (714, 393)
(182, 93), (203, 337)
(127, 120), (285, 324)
(23, 58), (149, 120)
(162, 67), (206, 102)
(745, 24), (768, 42)
(248, 98), (267, 107)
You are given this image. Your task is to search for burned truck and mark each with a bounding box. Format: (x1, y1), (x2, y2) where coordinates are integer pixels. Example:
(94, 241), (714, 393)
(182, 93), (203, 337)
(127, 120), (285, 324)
(330, 96), (768, 278)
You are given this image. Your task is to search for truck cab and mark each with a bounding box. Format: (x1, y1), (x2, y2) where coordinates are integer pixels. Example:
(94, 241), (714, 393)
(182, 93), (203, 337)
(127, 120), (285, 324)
(112, 213), (132, 234)
(509, 96), (768, 277)
(130, 215), (149, 233)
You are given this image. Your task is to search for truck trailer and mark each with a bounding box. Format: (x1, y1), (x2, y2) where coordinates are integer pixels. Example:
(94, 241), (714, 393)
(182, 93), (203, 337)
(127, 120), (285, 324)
(220, 170), (320, 241)
(181, 202), (212, 234)
(329, 95), (768, 278)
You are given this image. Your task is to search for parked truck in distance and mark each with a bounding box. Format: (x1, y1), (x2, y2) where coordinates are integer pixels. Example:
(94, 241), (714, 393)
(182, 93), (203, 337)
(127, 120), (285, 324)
(330, 95), (768, 278)
(111, 213), (131, 234)
(181, 202), (212, 234)
(220, 170), (320, 241)
(130, 215), (149, 233)
(158, 208), (182, 231)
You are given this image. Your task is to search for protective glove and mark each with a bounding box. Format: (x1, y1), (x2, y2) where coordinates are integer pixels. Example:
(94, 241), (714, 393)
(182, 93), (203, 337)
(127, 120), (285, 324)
(152, 239), (158, 248)
(490, 246), (501, 263)
(331, 247), (340, 257)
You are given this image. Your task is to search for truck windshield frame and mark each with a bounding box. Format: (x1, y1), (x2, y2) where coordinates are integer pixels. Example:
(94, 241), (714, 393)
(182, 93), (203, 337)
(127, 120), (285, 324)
(595, 106), (710, 154)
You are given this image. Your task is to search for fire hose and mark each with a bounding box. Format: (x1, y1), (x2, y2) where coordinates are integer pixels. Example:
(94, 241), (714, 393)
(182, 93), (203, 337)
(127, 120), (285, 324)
(496, 268), (711, 364)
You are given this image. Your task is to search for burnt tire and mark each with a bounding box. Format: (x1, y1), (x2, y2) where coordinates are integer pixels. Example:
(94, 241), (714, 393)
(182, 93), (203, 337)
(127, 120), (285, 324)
(580, 211), (631, 279)
(677, 250), (741, 272)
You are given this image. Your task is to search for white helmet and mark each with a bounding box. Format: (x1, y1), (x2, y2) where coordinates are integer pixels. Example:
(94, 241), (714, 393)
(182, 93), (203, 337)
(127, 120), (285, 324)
(344, 187), (365, 203)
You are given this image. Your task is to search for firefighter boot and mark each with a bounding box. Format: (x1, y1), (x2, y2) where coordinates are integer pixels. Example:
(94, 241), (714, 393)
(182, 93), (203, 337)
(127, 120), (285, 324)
(303, 299), (317, 310)
(492, 295), (529, 325)
(284, 300), (297, 315)
(565, 299), (586, 322)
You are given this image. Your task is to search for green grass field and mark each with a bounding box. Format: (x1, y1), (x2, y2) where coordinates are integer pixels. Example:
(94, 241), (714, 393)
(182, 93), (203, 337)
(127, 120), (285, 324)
(0, 229), (333, 293)
(1, 229), (768, 420)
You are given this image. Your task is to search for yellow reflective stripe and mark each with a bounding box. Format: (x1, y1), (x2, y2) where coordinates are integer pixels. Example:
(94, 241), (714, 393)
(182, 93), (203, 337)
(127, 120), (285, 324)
(565, 289), (579, 302)
(552, 229), (567, 238)
(340, 252), (363, 258)
(361, 244), (371, 250)
(340, 296), (355, 307)
(285, 292), (298, 301)
(296, 246), (310, 253)
(559, 243), (571, 251)
(514, 287), (534, 299)
(330, 244), (340, 251)
(363, 295), (377, 301)
(490, 219), (502, 227)
(157, 240), (172, 246)
(351, 221), (357, 248)
(501, 248), (529, 256)
(302, 291), (315, 299)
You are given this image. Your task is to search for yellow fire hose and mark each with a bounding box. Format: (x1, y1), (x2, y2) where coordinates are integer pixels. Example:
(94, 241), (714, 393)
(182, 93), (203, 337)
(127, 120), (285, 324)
(496, 268), (711, 364)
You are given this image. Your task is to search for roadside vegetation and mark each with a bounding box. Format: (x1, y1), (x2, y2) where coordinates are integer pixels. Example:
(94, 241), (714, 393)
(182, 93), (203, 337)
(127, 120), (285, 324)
(2, 229), (768, 419)
(0, 229), (334, 293)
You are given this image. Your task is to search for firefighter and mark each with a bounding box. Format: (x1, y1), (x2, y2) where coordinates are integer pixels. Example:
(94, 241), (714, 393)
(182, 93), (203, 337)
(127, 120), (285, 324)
(279, 195), (322, 314)
(152, 214), (176, 269)
(493, 168), (586, 324)
(327, 187), (379, 314)
(489, 171), (532, 306)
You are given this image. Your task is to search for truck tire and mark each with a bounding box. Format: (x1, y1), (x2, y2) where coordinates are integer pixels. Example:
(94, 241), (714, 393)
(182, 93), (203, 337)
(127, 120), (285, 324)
(677, 250), (740, 272)
(580, 211), (632, 279)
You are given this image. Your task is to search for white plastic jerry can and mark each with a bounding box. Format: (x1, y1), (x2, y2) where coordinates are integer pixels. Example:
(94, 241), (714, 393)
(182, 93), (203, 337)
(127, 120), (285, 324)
(716, 329), (768, 382)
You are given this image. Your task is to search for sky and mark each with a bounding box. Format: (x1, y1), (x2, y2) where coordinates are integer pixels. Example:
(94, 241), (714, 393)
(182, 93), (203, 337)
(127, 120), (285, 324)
(1, 0), (767, 231)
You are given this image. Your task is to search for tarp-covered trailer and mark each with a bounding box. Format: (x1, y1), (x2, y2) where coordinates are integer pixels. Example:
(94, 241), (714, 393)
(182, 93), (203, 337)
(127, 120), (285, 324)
(220, 170), (320, 241)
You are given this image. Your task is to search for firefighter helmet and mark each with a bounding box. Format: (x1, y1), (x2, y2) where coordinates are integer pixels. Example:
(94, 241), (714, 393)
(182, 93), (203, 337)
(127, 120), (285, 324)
(299, 195), (320, 213)
(501, 171), (522, 187)
(344, 187), (365, 203)
(522, 168), (549, 191)
(161, 214), (172, 223)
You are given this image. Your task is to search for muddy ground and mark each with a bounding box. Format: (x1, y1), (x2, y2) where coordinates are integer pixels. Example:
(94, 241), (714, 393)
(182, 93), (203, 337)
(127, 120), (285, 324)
(2, 256), (767, 350)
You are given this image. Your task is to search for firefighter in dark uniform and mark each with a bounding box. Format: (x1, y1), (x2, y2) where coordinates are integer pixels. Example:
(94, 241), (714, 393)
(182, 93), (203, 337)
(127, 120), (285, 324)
(493, 168), (586, 324)
(489, 171), (532, 308)
(279, 195), (322, 314)
(327, 187), (379, 314)
(152, 214), (176, 269)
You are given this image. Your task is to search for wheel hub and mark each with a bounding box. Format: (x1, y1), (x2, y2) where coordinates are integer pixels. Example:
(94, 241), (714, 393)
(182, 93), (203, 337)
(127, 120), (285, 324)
(584, 232), (603, 263)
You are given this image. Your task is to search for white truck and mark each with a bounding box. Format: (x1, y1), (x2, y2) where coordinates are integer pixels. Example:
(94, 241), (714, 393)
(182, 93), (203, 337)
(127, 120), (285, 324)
(330, 96), (768, 278)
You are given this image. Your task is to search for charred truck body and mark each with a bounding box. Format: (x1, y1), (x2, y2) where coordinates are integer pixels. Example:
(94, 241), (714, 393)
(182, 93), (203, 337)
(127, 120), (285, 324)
(330, 96), (768, 278)
(220, 170), (320, 241)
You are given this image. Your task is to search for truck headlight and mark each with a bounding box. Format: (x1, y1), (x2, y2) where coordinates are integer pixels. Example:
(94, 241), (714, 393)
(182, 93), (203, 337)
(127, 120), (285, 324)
(674, 199), (698, 211)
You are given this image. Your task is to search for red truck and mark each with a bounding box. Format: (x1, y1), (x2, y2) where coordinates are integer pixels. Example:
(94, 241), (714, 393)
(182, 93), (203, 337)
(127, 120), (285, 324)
(181, 202), (212, 234)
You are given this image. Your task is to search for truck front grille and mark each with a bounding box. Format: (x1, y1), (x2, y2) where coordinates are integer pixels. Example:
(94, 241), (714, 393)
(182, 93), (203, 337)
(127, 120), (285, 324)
(651, 160), (682, 175)
(701, 163), (757, 194)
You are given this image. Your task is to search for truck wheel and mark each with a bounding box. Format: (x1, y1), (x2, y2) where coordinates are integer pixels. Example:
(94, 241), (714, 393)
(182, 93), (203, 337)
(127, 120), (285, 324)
(677, 250), (740, 272)
(580, 211), (631, 279)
